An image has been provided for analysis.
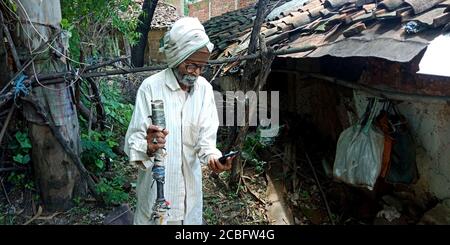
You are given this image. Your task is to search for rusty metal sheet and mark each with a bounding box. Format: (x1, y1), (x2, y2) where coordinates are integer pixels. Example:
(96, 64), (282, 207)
(282, 21), (441, 62)
(404, 0), (444, 14)
(307, 37), (427, 62)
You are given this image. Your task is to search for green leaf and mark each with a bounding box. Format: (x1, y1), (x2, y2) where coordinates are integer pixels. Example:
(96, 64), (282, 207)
(13, 154), (31, 164)
(95, 159), (104, 170)
(13, 154), (23, 163)
(22, 154), (31, 164)
(61, 18), (70, 29)
(15, 131), (32, 149)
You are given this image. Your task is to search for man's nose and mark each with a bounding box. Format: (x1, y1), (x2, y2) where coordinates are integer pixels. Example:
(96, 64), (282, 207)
(190, 67), (201, 76)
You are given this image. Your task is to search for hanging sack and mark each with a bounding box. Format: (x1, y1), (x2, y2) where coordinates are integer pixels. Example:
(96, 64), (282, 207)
(385, 105), (418, 184)
(375, 104), (394, 178)
(333, 98), (385, 190)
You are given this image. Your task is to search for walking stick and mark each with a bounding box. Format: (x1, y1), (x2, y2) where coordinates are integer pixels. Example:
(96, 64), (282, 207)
(150, 100), (170, 225)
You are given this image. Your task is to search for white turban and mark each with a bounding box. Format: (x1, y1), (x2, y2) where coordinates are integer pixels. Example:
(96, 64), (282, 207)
(160, 17), (214, 68)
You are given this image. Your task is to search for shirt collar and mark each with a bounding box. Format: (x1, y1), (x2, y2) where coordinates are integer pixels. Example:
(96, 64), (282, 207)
(165, 68), (181, 91)
(165, 68), (197, 93)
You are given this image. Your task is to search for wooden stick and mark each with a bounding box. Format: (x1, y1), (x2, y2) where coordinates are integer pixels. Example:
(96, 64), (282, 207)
(0, 167), (26, 172)
(0, 106), (14, 146)
(304, 150), (335, 225)
(0, 10), (21, 70)
(23, 206), (43, 225)
(241, 176), (267, 205)
(32, 45), (317, 84)
(0, 177), (12, 206)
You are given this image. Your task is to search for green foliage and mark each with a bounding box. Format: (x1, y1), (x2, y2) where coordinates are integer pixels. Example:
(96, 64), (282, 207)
(12, 154), (30, 165)
(242, 131), (269, 174)
(79, 79), (133, 173)
(100, 80), (134, 129)
(10, 131), (31, 165)
(7, 172), (34, 191)
(15, 131), (32, 149)
(81, 133), (117, 172)
(96, 176), (129, 206)
(77, 78), (134, 206)
(203, 206), (219, 225)
(0, 205), (16, 225)
(60, 0), (140, 62)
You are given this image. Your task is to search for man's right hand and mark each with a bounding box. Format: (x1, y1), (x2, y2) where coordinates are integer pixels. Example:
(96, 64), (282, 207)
(146, 125), (169, 156)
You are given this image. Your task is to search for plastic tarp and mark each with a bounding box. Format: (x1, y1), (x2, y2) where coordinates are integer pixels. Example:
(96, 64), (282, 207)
(418, 34), (450, 77)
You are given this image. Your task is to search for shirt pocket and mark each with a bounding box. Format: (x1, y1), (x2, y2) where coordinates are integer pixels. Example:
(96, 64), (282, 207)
(182, 120), (199, 148)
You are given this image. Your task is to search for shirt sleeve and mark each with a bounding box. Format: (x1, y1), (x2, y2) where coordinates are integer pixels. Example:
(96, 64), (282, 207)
(195, 86), (222, 164)
(124, 85), (154, 169)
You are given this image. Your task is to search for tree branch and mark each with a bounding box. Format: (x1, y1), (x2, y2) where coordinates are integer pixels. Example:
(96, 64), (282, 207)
(131, 0), (159, 67)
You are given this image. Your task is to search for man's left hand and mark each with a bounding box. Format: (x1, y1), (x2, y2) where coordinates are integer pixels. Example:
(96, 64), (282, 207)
(208, 155), (234, 173)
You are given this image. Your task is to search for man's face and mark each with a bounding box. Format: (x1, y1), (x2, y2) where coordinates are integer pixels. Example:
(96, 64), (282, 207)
(176, 49), (209, 87)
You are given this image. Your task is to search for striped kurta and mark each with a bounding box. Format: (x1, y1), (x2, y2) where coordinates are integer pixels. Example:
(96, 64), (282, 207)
(124, 68), (221, 225)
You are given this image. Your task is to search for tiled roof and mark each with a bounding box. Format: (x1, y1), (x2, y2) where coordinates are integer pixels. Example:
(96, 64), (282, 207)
(151, 1), (180, 28)
(205, 0), (450, 65)
(133, 0), (180, 28)
(204, 0), (288, 55)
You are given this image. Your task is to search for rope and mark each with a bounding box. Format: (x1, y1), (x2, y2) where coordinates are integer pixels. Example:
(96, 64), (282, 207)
(152, 165), (165, 183)
(13, 74), (30, 102)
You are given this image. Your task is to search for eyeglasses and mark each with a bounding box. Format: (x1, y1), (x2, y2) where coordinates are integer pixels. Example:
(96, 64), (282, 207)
(184, 62), (206, 73)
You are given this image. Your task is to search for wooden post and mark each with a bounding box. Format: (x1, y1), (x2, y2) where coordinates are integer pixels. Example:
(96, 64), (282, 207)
(14, 0), (88, 211)
(229, 0), (271, 187)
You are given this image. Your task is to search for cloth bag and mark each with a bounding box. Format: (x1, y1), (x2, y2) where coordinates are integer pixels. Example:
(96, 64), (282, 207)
(385, 105), (418, 184)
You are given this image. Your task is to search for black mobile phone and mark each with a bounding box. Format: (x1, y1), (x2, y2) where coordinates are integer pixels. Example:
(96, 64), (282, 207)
(218, 151), (240, 164)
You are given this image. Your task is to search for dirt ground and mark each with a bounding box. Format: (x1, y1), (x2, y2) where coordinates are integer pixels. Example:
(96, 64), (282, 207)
(1, 141), (345, 226)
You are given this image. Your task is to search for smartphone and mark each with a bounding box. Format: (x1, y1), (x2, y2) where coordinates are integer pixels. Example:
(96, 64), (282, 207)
(218, 151), (240, 164)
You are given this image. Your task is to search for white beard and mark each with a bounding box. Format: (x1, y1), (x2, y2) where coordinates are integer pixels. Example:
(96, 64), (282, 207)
(180, 74), (198, 86)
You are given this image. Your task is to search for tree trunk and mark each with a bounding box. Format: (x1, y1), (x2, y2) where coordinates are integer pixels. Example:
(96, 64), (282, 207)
(229, 0), (269, 187)
(14, 0), (86, 212)
(130, 0), (159, 67)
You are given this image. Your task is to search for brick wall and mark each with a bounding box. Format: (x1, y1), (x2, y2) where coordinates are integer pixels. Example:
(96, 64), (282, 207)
(210, 0), (235, 18)
(238, 0), (256, 8)
(188, 0), (257, 22)
(145, 29), (167, 64)
(188, 0), (210, 22)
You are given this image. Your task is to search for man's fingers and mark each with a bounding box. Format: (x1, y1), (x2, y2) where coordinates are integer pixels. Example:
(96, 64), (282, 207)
(208, 160), (217, 172)
(215, 159), (225, 171)
(147, 125), (164, 135)
(146, 132), (167, 144)
(162, 128), (169, 136)
(224, 157), (233, 170)
(154, 132), (166, 139)
(156, 137), (166, 144)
